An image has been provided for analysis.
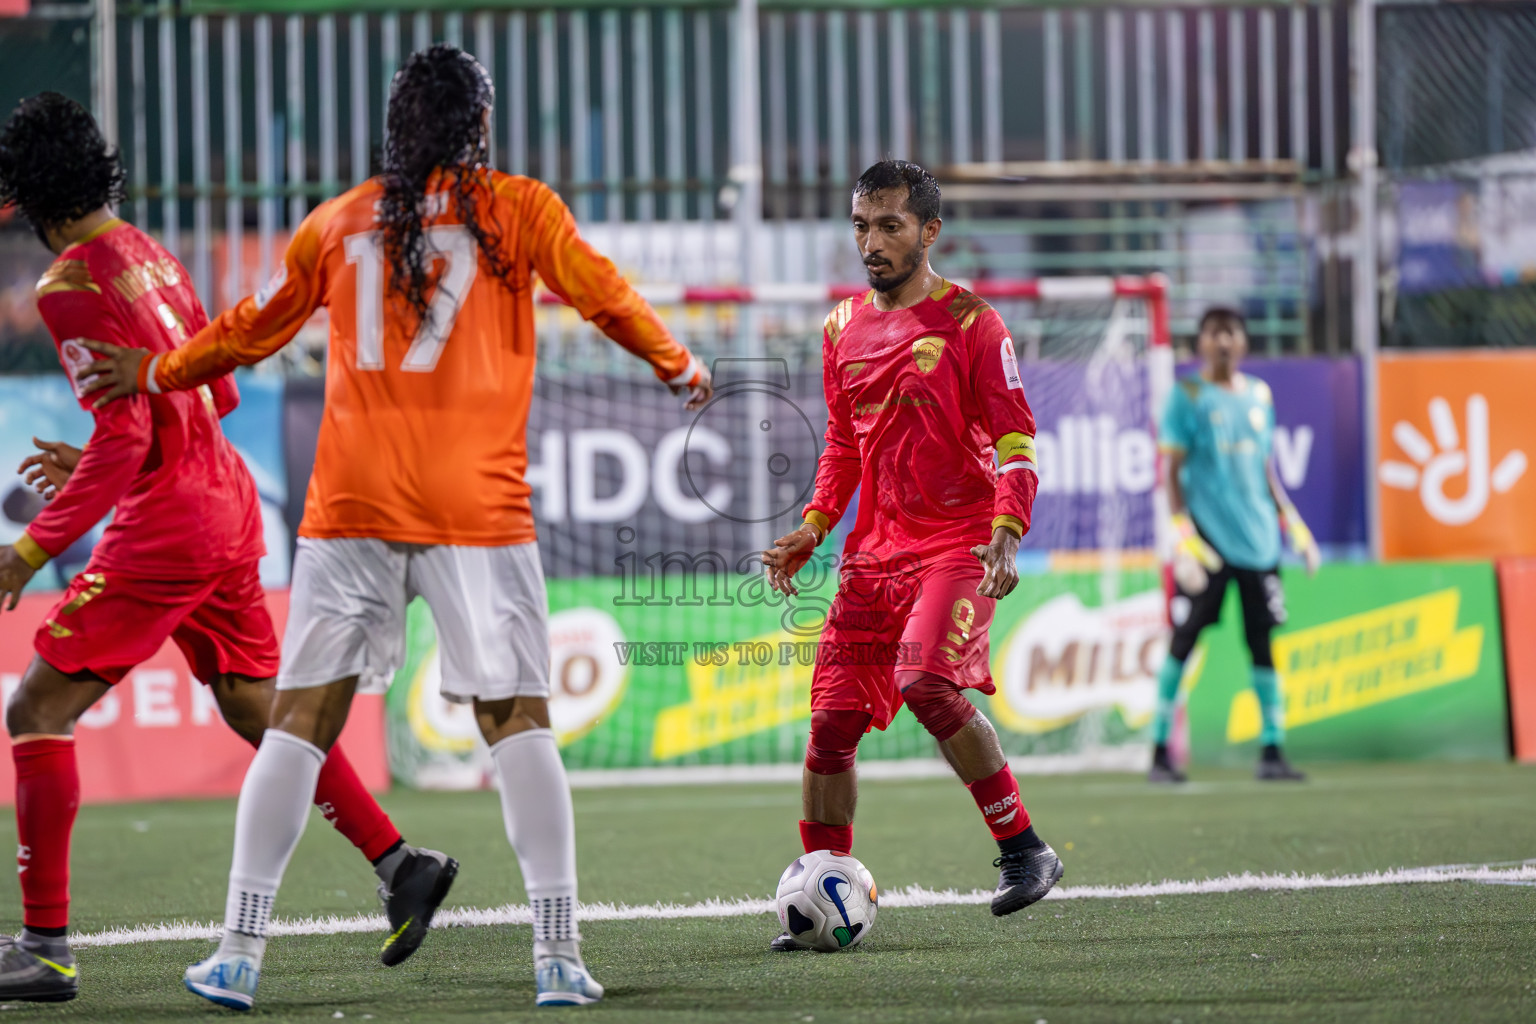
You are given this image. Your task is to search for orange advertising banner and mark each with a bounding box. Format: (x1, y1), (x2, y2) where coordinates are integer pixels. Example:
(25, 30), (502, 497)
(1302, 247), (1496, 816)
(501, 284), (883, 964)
(1497, 558), (1536, 764)
(1378, 351), (1536, 559)
(0, 589), (388, 804)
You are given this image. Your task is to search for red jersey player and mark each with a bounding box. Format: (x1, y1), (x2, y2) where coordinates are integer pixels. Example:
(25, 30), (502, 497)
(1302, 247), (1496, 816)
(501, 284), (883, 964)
(0, 93), (452, 1002)
(762, 160), (1063, 947)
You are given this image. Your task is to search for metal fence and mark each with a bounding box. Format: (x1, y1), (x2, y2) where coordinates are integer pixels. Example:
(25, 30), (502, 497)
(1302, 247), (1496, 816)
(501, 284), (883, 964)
(1, 1), (1356, 354)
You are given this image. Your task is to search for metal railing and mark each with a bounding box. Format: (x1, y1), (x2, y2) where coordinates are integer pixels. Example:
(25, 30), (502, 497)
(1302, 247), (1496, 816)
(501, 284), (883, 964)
(2, 1), (1350, 353)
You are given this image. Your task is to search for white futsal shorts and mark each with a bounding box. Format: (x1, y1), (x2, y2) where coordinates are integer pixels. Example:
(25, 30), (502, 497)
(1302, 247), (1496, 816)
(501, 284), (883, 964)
(277, 537), (549, 704)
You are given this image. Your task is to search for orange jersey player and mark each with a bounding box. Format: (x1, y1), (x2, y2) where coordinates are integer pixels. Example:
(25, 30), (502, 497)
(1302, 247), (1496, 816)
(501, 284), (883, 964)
(82, 45), (711, 1011)
(0, 92), (449, 1004)
(135, 149), (702, 548)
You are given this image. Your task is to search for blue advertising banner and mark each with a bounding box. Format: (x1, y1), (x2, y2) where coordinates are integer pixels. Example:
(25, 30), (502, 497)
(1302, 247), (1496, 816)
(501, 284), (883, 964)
(1022, 355), (1366, 555)
(1246, 357), (1366, 551)
(1174, 357), (1366, 553)
(1395, 181), (1482, 296)
(1021, 359), (1156, 553)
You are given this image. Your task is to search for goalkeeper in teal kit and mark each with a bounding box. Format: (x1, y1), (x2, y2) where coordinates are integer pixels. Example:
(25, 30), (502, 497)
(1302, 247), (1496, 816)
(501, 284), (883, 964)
(1150, 308), (1320, 783)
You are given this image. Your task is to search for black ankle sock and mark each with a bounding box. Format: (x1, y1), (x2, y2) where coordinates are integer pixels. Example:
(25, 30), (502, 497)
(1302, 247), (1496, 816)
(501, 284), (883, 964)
(998, 825), (1045, 856)
(22, 925), (66, 939)
(369, 838), (406, 867)
(1261, 744), (1282, 762)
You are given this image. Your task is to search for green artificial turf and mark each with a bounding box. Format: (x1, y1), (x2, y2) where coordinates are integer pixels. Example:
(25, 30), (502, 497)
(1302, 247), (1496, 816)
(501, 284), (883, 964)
(4, 761), (1534, 1022)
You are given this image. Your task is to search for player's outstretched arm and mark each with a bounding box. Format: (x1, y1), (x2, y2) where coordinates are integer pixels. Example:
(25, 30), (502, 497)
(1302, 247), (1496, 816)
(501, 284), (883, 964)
(80, 210), (326, 405)
(521, 181), (711, 409)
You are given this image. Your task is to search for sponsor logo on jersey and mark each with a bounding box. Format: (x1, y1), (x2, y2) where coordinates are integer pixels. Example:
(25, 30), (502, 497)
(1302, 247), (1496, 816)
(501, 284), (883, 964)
(1000, 335), (1023, 390)
(254, 263), (288, 310)
(911, 336), (945, 374)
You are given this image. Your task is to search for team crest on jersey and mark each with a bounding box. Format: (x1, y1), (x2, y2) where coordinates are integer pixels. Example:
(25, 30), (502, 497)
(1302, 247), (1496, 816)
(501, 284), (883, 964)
(59, 339), (97, 398)
(1249, 406), (1266, 431)
(911, 337), (945, 374)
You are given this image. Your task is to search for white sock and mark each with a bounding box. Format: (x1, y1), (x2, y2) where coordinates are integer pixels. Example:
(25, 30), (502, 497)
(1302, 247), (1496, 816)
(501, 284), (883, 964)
(217, 729), (325, 962)
(489, 728), (579, 961)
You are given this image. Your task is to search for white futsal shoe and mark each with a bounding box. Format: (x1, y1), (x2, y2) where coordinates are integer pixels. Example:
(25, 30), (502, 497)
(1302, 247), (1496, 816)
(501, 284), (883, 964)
(183, 950), (260, 1011)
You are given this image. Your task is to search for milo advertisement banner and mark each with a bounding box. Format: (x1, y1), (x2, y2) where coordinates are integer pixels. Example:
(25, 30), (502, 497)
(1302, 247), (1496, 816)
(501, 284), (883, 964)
(385, 559), (1507, 784)
(385, 564), (1167, 784)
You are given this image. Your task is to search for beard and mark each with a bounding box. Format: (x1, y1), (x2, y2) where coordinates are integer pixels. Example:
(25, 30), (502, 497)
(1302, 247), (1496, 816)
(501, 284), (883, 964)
(864, 239), (926, 293)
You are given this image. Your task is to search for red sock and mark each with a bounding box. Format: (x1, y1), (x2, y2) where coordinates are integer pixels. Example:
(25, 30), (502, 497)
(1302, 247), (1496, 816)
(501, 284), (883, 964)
(799, 820), (852, 856)
(314, 745), (401, 862)
(967, 766), (1031, 840)
(13, 738), (80, 931)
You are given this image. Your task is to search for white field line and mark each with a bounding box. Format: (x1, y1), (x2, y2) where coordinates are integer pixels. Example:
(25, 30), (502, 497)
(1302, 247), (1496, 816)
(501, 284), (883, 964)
(70, 862), (1536, 949)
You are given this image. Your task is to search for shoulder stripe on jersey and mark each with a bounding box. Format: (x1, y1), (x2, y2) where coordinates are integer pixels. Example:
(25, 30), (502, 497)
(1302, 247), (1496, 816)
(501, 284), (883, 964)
(823, 297), (856, 346)
(942, 286), (992, 331)
(36, 259), (100, 297)
(1178, 376), (1202, 400)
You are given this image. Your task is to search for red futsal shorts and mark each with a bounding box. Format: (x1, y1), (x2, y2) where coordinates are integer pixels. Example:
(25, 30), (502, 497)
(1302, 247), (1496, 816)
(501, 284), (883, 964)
(33, 560), (280, 685)
(811, 559), (996, 730)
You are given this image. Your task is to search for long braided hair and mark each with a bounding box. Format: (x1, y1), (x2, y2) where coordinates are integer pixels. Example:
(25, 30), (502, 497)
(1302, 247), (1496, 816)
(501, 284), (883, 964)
(379, 44), (514, 329)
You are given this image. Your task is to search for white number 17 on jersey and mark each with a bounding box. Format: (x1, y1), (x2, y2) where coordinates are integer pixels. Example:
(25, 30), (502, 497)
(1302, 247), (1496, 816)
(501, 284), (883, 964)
(343, 225), (479, 373)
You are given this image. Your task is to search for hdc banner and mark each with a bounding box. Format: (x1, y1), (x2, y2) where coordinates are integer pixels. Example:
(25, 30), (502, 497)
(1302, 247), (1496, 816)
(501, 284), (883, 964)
(276, 357), (1366, 570)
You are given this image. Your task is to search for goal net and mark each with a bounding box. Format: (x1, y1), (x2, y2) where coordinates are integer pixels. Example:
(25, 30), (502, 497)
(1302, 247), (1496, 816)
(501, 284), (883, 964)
(384, 275), (1173, 785)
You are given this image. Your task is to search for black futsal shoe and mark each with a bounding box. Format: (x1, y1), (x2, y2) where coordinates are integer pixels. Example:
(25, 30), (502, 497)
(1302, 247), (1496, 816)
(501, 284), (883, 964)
(379, 848), (459, 966)
(990, 842), (1064, 917)
(1255, 745), (1306, 782)
(1147, 743), (1188, 784)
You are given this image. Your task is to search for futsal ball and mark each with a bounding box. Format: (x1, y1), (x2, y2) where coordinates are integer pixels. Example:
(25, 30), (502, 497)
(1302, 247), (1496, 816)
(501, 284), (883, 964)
(774, 850), (878, 952)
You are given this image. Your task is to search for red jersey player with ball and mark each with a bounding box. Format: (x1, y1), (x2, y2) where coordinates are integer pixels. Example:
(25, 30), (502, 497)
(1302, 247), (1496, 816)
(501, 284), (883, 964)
(0, 94), (450, 1004)
(762, 161), (1062, 947)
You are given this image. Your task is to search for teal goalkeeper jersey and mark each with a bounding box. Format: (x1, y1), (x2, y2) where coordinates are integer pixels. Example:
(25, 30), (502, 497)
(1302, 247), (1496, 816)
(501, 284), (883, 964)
(1159, 371), (1280, 570)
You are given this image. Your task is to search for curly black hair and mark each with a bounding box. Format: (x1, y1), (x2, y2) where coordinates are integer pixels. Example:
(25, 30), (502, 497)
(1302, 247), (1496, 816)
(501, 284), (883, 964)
(853, 159), (941, 225)
(380, 44), (512, 329)
(0, 92), (126, 236)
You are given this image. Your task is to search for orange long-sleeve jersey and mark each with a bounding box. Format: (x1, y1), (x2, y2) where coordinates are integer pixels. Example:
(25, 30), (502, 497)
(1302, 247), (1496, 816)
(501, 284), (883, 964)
(145, 171), (703, 546)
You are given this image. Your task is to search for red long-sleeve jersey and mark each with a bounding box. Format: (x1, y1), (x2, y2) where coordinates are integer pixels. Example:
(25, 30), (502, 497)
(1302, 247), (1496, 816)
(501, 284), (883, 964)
(18, 219), (263, 578)
(803, 282), (1039, 575)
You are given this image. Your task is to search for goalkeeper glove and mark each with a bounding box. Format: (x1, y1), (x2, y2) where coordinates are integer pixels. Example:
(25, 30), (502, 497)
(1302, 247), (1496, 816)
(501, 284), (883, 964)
(1280, 503), (1321, 575)
(1170, 512), (1223, 595)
